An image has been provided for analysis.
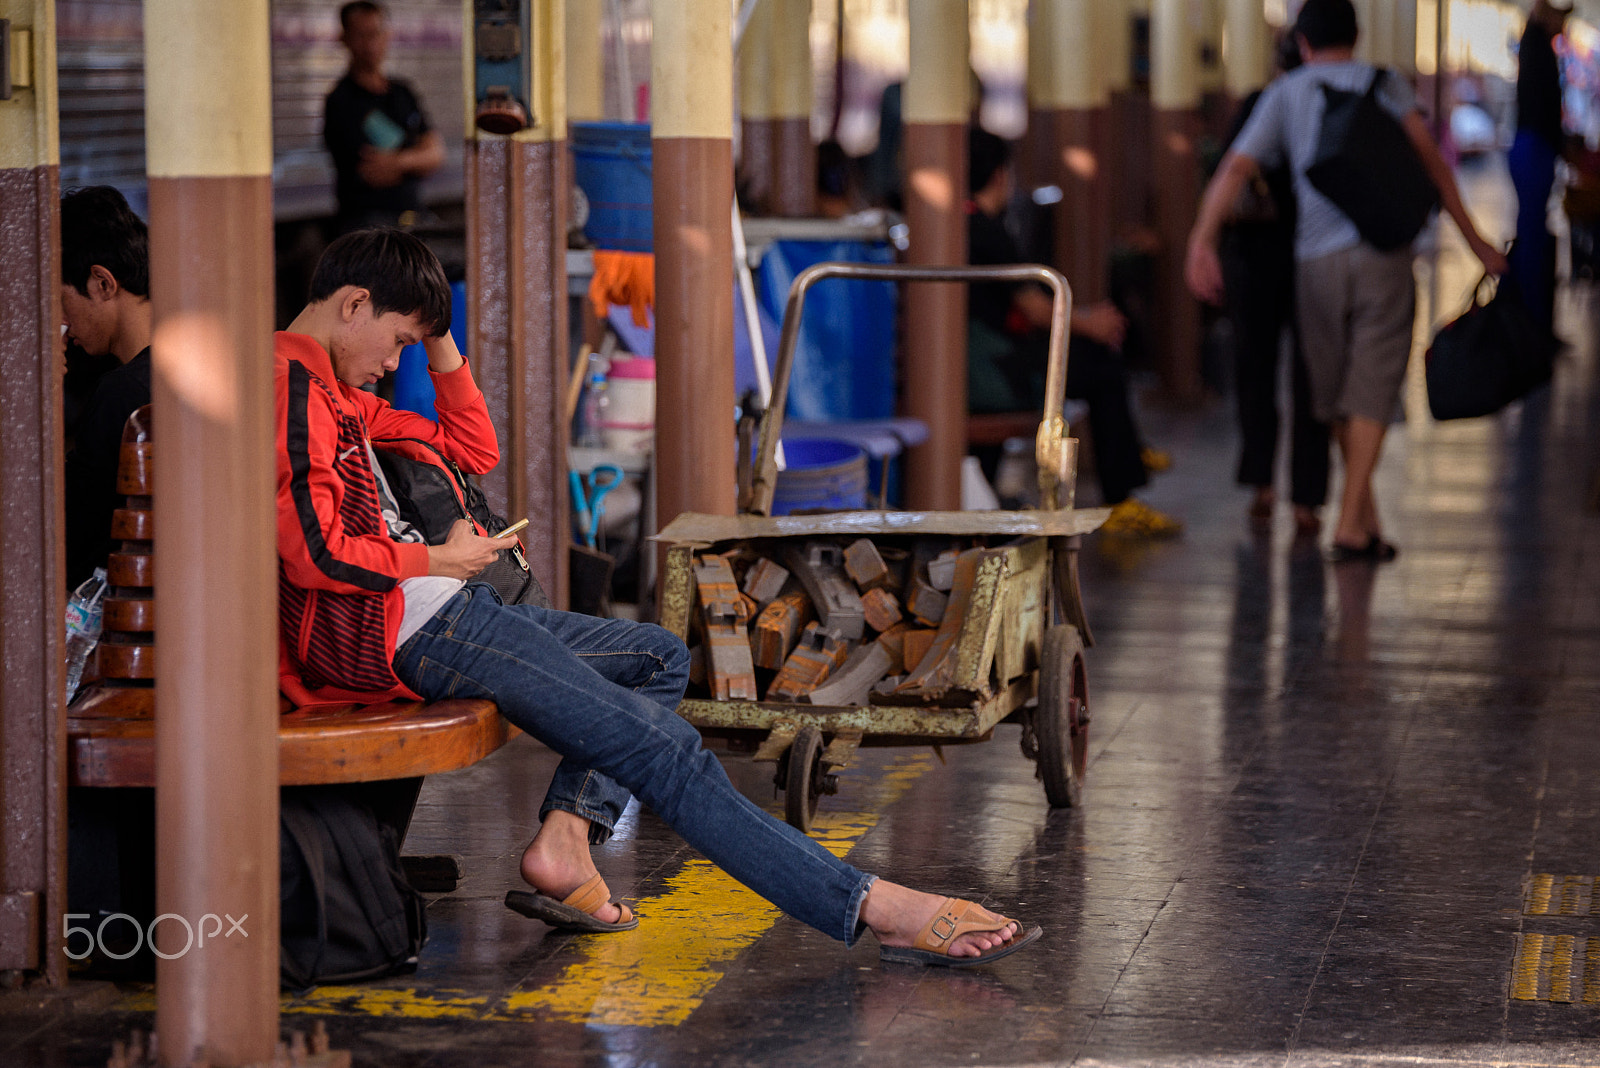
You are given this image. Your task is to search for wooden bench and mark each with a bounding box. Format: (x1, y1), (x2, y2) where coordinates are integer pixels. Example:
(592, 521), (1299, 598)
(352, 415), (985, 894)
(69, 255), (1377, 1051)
(67, 407), (513, 886)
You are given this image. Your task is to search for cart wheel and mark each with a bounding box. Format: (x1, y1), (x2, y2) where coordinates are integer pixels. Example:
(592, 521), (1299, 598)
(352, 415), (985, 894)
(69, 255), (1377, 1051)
(1036, 624), (1089, 808)
(784, 725), (824, 832)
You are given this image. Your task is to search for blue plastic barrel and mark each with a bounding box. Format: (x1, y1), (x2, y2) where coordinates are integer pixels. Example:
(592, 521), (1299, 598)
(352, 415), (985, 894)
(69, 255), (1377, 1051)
(572, 122), (653, 252)
(771, 439), (869, 515)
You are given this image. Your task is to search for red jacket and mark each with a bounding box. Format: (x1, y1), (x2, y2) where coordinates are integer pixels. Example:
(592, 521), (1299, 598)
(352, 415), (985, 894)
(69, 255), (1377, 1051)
(274, 331), (500, 707)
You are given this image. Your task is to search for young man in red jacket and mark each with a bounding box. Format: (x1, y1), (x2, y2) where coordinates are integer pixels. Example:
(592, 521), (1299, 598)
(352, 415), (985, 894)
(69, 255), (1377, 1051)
(275, 229), (1040, 966)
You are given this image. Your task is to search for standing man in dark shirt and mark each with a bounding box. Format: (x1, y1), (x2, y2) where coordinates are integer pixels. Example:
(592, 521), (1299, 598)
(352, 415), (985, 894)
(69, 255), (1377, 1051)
(59, 186), (153, 589)
(1509, 0), (1571, 337)
(323, 1), (444, 233)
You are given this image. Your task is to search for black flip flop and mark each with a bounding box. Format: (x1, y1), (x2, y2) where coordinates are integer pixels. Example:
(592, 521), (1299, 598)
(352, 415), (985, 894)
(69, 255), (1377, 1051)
(1327, 536), (1399, 564)
(504, 875), (638, 933)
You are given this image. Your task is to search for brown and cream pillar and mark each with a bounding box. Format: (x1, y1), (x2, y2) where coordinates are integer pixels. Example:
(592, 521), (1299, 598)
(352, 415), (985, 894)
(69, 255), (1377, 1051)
(1102, 0), (1146, 244)
(1392, 0), (1418, 77)
(737, 0), (775, 212)
(904, 0), (968, 511)
(1223, 0), (1270, 104)
(566, 0), (603, 123)
(653, 0), (737, 524)
(143, 0), (279, 1061)
(1029, 0), (1112, 303)
(1150, 0), (1205, 401)
(0, 0), (66, 988)
(465, 0), (571, 606)
(768, 0), (815, 217)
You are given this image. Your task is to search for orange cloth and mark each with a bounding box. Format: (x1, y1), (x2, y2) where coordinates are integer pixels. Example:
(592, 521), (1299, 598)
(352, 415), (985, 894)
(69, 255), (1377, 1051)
(588, 250), (656, 327)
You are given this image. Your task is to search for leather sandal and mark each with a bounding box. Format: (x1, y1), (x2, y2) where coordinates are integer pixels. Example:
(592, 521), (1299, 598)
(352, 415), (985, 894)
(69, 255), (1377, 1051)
(504, 873), (638, 933)
(879, 897), (1042, 968)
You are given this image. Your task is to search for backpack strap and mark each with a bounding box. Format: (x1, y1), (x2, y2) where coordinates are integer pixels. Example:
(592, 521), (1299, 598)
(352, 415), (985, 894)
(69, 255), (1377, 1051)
(318, 796), (417, 962)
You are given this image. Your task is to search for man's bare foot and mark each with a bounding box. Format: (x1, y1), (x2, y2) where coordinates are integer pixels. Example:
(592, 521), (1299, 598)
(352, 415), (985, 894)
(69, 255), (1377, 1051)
(519, 811), (624, 925)
(860, 880), (1020, 959)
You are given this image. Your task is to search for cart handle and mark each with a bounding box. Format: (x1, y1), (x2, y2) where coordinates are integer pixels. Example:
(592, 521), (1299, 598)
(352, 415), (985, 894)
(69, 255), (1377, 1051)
(748, 261), (1075, 517)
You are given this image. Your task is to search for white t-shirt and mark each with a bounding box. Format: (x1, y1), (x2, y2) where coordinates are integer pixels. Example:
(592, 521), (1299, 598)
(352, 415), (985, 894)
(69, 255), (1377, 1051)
(1231, 62), (1420, 262)
(363, 441), (465, 648)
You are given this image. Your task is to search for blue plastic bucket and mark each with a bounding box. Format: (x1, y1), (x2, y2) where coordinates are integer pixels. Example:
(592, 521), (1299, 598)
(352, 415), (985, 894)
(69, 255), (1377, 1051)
(572, 122), (653, 252)
(771, 439), (869, 515)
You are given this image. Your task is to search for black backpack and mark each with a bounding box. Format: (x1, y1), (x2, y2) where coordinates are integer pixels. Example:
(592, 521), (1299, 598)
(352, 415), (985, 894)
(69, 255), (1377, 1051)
(279, 786), (427, 990)
(370, 435), (551, 608)
(1306, 68), (1438, 252)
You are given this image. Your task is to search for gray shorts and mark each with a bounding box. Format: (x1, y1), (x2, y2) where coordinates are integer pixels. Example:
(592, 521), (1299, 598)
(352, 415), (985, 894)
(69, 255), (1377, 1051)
(1294, 244), (1416, 424)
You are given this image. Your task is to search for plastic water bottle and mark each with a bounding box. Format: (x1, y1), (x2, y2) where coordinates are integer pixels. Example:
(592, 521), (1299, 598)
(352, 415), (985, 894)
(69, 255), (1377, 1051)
(578, 353), (611, 448)
(64, 567), (108, 702)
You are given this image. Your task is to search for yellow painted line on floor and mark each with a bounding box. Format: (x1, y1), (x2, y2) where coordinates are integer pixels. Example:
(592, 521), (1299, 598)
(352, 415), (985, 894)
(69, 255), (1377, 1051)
(1512, 933), (1545, 1001)
(115, 751), (939, 1023)
(488, 752), (936, 1027)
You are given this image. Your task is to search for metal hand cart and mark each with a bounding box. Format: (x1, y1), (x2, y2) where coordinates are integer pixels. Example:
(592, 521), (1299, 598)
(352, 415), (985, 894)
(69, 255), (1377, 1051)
(656, 263), (1107, 830)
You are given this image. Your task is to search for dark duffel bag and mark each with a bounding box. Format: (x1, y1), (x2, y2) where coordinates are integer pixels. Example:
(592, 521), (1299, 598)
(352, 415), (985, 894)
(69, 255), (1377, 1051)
(1425, 273), (1553, 421)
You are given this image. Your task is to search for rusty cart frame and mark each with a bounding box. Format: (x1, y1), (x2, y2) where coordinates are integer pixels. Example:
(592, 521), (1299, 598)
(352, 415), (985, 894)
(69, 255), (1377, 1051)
(656, 263), (1107, 830)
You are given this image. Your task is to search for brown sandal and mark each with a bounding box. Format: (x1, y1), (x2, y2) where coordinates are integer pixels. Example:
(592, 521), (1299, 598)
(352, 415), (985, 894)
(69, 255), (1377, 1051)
(505, 873), (638, 932)
(878, 897), (1042, 968)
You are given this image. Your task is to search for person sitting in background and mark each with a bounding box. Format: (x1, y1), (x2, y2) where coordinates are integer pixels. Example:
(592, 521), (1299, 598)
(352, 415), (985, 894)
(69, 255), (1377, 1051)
(59, 186), (153, 589)
(966, 128), (1182, 537)
(323, 0), (444, 233)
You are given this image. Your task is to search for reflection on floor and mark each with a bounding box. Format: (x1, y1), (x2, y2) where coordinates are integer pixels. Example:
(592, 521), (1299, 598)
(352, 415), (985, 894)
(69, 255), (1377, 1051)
(11, 165), (1600, 1066)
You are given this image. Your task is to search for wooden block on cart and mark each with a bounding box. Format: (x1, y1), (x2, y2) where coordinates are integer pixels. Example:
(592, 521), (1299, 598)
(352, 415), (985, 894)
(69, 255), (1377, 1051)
(767, 622), (849, 700)
(906, 578), (948, 627)
(902, 628), (938, 675)
(783, 542), (866, 640)
(861, 587), (903, 633)
(742, 557), (791, 605)
(751, 587), (814, 670)
(695, 554), (758, 701)
(843, 538), (892, 591)
(872, 675), (904, 696)
(805, 643), (892, 707)
(927, 549), (961, 592)
(875, 621), (909, 674)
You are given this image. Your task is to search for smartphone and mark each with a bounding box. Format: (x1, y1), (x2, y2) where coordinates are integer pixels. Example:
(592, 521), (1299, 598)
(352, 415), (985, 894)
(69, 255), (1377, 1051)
(496, 518), (530, 539)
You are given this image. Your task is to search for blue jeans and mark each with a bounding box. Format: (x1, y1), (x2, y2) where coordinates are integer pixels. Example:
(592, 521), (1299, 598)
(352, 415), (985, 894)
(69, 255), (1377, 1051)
(1508, 128), (1558, 333)
(392, 583), (876, 944)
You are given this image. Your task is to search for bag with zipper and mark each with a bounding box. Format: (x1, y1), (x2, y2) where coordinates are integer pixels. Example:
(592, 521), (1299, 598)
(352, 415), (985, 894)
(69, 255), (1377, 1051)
(1306, 68), (1438, 252)
(279, 785), (426, 990)
(371, 436), (551, 608)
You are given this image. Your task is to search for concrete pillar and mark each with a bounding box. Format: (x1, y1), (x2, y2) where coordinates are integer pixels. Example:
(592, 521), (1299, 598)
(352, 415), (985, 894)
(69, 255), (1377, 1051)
(653, 0), (737, 525)
(567, 0), (603, 122)
(769, 0), (815, 216)
(1102, 0), (1147, 242)
(1223, 0), (1270, 100)
(904, 0), (968, 511)
(1030, 0), (1112, 302)
(1361, 0), (1395, 66)
(738, 0), (775, 211)
(0, 0), (66, 988)
(143, 0), (279, 1062)
(465, 0), (571, 608)
(1392, 0), (1418, 76)
(1150, 0), (1205, 401)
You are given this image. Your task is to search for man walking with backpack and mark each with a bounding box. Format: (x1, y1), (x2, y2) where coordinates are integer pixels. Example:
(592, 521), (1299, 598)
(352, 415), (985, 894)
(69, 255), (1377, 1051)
(1185, 0), (1507, 563)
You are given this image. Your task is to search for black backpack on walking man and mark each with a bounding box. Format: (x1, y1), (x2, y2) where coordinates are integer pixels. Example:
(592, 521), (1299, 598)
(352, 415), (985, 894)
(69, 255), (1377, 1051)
(1306, 68), (1439, 252)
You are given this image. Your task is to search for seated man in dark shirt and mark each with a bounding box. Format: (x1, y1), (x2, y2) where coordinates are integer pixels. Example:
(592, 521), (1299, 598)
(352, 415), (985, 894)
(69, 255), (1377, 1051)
(967, 129), (1181, 537)
(324, 0), (445, 233)
(60, 186), (154, 588)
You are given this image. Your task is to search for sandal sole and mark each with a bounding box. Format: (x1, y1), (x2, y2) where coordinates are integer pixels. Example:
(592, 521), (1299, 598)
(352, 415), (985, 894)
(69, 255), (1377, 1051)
(504, 889), (639, 933)
(879, 924), (1042, 968)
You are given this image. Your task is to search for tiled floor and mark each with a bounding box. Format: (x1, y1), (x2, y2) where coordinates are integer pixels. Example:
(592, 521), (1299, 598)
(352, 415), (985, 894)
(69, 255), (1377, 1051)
(9, 160), (1600, 1065)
